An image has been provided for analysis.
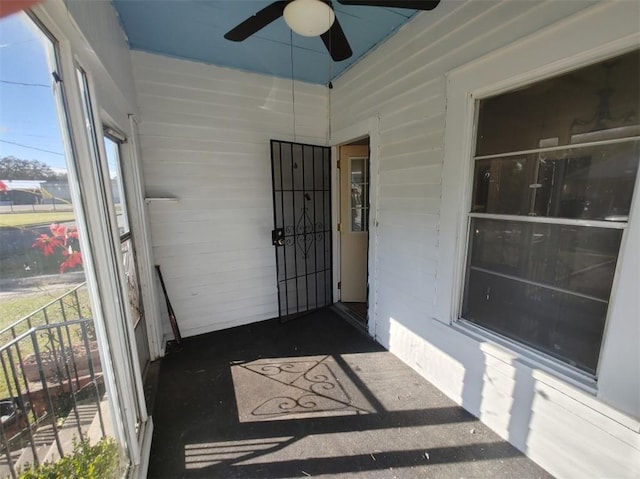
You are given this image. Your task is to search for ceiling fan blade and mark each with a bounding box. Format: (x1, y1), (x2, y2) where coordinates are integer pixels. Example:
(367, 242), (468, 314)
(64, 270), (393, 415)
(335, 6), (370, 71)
(337, 0), (440, 10)
(224, 1), (288, 41)
(321, 17), (352, 61)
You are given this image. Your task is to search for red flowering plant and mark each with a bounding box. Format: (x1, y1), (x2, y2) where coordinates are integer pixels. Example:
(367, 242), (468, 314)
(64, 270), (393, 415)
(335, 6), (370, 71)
(32, 223), (83, 273)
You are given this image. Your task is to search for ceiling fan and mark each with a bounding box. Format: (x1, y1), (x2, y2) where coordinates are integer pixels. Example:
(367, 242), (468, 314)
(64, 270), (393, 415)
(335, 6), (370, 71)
(224, 0), (440, 62)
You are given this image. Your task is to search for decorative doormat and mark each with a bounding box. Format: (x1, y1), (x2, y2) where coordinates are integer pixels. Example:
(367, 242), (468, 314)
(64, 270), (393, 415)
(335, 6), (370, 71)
(231, 355), (375, 422)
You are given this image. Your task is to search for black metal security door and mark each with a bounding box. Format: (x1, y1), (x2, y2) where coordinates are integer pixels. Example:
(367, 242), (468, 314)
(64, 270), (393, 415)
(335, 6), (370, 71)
(271, 140), (332, 321)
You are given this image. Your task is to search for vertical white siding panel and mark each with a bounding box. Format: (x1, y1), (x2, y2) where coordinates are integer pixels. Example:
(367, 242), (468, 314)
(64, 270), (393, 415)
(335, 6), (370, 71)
(332, 0), (638, 478)
(132, 51), (328, 337)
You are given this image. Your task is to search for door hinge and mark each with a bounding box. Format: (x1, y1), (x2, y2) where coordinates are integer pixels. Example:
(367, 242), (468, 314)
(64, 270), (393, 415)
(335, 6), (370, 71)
(337, 223), (342, 232)
(338, 281), (341, 290)
(337, 159), (341, 169)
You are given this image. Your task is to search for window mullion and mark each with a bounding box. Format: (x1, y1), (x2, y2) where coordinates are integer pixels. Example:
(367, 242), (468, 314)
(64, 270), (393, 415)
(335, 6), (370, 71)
(469, 266), (609, 304)
(468, 212), (628, 229)
(473, 135), (640, 161)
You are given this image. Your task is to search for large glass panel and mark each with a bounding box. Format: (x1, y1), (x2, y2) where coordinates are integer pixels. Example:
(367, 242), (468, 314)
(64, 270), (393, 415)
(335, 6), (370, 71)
(467, 218), (622, 300)
(463, 217), (623, 373)
(463, 268), (607, 374)
(466, 50), (640, 377)
(472, 141), (639, 220)
(475, 50), (639, 156)
(0, 13), (122, 478)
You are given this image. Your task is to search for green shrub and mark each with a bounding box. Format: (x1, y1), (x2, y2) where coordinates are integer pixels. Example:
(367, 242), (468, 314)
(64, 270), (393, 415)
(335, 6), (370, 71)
(17, 436), (122, 479)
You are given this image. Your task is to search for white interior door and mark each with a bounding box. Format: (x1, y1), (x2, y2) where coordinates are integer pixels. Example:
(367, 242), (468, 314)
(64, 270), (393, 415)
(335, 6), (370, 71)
(340, 145), (369, 302)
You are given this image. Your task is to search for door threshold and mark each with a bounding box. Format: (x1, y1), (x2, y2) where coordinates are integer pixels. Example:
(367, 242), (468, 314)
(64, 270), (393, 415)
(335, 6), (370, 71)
(332, 303), (368, 334)
(279, 309), (318, 324)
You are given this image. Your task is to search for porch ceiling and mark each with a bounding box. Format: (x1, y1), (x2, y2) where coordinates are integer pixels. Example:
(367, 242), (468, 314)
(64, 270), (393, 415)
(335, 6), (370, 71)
(111, 0), (420, 84)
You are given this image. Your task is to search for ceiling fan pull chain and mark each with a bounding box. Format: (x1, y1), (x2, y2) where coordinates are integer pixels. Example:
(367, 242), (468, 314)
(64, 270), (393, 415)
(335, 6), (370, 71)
(290, 29), (297, 143)
(327, 29), (333, 142)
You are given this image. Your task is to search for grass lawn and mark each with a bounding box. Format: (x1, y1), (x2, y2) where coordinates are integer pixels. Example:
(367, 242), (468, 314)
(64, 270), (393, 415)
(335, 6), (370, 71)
(0, 287), (90, 330)
(0, 285), (93, 399)
(0, 211), (76, 228)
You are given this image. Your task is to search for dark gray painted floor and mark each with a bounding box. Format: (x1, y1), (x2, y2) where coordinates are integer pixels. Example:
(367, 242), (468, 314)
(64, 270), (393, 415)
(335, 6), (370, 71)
(147, 308), (552, 478)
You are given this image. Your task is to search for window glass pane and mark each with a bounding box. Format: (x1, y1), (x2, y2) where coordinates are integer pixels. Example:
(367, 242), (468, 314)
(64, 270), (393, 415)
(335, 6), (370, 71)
(463, 268), (606, 374)
(468, 218), (622, 300)
(104, 136), (129, 235)
(472, 141), (639, 220)
(534, 141), (639, 220)
(351, 207), (368, 232)
(471, 156), (533, 215)
(351, 158), (364, 185)
(351, 209), (360, 232)
(350, 158), (368, 232)
(476, 50), (639, 156)
(463, 218), (623, 373)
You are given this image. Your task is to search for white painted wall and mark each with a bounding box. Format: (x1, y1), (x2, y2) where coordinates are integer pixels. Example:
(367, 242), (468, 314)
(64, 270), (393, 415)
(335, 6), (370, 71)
(332, 1), (639, 477)
(65, 0), (138, 115)
(132, 51), (329, 338)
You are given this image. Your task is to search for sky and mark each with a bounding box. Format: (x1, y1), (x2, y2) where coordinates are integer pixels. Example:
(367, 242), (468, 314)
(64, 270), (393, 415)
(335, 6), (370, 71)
(0, 12), (121, 179)
(0, 12), (67, 172)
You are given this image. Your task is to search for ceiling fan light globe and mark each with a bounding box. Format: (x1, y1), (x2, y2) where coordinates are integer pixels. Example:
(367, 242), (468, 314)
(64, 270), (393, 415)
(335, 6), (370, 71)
(284, 0), (336, 37)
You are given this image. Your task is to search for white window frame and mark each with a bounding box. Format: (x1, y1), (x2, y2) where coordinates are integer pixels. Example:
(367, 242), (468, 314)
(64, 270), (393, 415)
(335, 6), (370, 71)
(462, 80), (637, 377)
(435, 1), (640, 394)
(75, 62), (147, 464)
(27, 3), (156, 475)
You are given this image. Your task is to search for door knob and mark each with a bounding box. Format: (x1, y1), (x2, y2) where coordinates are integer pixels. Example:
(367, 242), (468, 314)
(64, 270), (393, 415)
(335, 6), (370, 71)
(272, 228), (285, 246)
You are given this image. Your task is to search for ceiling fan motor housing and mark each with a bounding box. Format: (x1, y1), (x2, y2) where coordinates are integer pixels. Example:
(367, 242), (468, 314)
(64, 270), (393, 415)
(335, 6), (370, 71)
(284, 0), (336, 37)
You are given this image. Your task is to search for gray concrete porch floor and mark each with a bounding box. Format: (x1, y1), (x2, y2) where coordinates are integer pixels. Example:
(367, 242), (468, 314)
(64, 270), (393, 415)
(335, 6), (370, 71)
(147, 307), (552, 479)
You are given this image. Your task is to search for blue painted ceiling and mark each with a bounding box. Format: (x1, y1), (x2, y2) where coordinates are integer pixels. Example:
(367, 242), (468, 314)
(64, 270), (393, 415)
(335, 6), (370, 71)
(111, 0), (420, 84)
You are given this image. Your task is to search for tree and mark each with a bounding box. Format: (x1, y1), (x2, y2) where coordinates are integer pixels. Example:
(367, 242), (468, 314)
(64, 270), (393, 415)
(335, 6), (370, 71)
(0, 156), (67, 181)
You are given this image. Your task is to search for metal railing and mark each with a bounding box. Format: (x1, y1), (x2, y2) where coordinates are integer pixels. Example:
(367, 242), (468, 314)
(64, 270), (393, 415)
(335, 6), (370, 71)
(0, 283), (107, 478)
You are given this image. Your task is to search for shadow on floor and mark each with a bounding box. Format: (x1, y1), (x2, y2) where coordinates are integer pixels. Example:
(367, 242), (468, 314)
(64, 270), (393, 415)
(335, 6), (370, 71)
(148, 308), (552, 478)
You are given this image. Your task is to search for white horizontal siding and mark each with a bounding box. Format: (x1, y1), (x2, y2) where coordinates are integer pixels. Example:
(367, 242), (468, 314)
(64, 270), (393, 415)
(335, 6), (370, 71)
(332, 0), (638, 478)
(133, 51), (328, 337)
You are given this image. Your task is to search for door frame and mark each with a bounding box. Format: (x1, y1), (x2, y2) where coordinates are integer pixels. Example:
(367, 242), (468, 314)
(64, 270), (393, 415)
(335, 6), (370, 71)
(331, 117), (380, 339)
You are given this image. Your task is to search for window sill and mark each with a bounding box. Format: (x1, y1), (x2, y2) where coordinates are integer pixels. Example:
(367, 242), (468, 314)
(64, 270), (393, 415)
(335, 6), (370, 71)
(144, 197), (178, 204)
(452, 318), (597, 390)
(450, 318), (640, 433)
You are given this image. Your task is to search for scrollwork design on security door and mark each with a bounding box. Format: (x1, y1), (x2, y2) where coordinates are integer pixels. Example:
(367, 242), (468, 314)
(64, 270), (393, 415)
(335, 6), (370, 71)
(295, 207), (319, 258)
